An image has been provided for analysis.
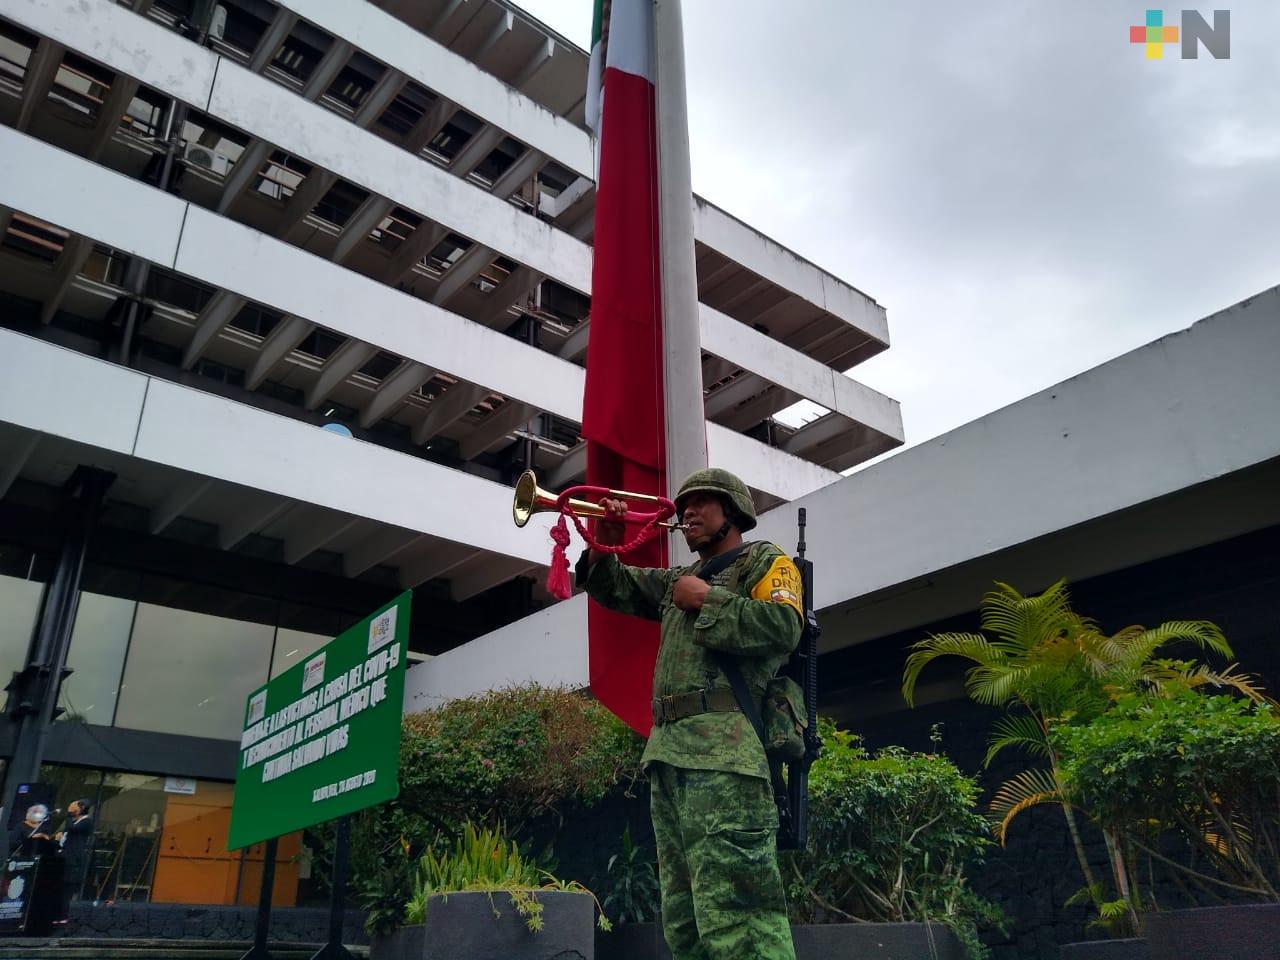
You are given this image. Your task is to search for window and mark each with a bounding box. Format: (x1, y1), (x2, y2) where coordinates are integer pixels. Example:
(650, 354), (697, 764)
(312, 181), (369, 229)
(376, 81), (434, 139)
(427, 110), (481, 162)
(296, 329), (345, 362)
(358, 352), (401, 382)
(471, 138), (526, 186)
(113, 604), (272, 740)
(49, 52), (111, 119)
(0, 574), (44, 713)
(2, 214), (69, 264)
(323, 53), (382, 113)
(270, 628), (330, 679)
(228, 303), (284, 339)
(59, 592), (135, 726)
(370, 208), (419, 252)
(272, 33), (325, 84)
(253, 151), (311, 202)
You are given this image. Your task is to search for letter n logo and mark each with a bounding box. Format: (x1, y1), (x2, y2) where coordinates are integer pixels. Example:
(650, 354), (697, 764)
(1181, 10), (1231, 59)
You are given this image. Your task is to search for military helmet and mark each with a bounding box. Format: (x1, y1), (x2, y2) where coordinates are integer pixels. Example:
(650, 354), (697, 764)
(674, 468), (757, 532)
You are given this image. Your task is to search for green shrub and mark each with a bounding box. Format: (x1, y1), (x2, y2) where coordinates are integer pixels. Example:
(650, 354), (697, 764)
(349, 684), (642, 934)
(786, 720), (1004, 958)
(399, 684), (643, 832)
(1054, 694), (1280, 903)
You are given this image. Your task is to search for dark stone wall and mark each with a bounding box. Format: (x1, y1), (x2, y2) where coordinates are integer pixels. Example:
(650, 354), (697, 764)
(64, 901), (368, 944)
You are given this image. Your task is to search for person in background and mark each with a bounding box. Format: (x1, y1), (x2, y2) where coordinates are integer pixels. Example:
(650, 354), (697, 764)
(56, 799), (95, 919)
(9, 803), (53, 857)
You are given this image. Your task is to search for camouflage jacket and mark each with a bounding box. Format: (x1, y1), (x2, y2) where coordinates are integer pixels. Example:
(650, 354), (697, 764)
(576, 541), (803, 779)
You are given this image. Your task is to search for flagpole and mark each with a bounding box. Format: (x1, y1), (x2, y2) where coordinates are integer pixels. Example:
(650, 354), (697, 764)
(653, 0), (707, 559)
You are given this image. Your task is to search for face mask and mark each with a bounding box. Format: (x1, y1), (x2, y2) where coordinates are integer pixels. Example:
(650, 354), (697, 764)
(31, 813), (46, 823)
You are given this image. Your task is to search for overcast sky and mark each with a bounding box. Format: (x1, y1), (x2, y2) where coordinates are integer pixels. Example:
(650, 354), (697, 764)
(520, 1), (1280, 461)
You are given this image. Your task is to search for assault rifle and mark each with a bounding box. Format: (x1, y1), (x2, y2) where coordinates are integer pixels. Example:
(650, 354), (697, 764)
(776, 507), (821, 851)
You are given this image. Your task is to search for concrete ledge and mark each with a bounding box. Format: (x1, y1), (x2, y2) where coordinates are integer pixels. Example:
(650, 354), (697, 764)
(62, 901), (368, 946)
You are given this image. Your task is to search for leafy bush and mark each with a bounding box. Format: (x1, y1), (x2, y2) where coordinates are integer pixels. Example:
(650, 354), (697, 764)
(349, 685), (642, 934)
(786, 720), (1004, 958)
(1054, 694), (1280, 904)
(406, 823), (610, 933)
(399, 684), (643, 832)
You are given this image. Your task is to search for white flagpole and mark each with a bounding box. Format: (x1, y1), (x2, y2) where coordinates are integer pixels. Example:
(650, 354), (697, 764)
(653, 0), (707, 560)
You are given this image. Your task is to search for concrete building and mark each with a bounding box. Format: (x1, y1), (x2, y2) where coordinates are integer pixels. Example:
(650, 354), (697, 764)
(0, 0), (900, 906)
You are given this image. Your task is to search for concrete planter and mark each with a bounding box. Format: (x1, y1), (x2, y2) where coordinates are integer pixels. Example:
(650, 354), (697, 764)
(595, 921), (963, 960)
(791, 922), (965, 959)
(1141, 904), (1280, 960)
(370, 890), (595, 960)
(1059, 939), (1150, 960)
(596, 922), (669, 960)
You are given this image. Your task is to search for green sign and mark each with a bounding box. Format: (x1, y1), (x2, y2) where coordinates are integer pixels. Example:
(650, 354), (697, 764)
(228, 591), (410, 850)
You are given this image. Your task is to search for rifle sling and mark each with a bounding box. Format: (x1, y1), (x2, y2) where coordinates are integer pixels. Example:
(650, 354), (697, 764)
(695, 546), (790, 810)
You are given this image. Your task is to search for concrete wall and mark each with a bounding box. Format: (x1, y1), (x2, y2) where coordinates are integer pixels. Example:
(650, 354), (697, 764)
(406, 285), (1280, 703)
(0, 329), (558, 563)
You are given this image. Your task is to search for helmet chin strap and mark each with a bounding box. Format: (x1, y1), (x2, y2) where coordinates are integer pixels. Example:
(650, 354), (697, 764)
(693, 520), (734, 553)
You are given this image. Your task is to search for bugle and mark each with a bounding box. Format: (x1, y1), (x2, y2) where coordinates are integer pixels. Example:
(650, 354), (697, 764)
(511, 470), (686, 531)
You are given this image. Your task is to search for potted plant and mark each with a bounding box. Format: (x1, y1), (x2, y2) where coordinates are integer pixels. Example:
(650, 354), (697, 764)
(372, 823), (609, 960)
(1054, 694), (1280, 960)
(785, 720), (1005, 960)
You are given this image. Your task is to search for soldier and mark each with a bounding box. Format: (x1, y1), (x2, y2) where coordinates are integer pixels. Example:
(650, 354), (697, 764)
(577, 468), (801, 960)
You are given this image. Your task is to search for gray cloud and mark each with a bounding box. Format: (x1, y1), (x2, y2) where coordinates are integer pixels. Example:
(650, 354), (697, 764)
(521, 1), (1280, 454)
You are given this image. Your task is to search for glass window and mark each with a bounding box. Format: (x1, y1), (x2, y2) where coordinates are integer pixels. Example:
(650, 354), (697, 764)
(113, 604), (272, 741)
(0, 574), (44, 711)
(94, 773), (165, 902)
(270, 629), (331, 679)
(59, 592), (135, 726)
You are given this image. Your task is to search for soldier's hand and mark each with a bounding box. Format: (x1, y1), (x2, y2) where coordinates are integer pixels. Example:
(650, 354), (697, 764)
(673, 576), (711, 611)
(594, 497), (628, 546)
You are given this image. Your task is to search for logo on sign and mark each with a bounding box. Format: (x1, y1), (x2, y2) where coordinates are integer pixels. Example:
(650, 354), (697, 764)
(1129, 9), (1231, 59)
(302, 652), (326, 693)
(368, 607), (397, 654)
(247, 690), (267, 726)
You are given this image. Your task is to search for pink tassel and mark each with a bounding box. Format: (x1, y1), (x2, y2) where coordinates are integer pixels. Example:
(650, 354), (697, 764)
(546, 514), (573, 600)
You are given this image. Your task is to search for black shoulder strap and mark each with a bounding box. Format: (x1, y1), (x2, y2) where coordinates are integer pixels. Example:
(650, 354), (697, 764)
(693, 542), (749, 584)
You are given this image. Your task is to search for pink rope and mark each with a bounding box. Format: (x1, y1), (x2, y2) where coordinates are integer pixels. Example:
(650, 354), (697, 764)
(542, 486), (677, 599)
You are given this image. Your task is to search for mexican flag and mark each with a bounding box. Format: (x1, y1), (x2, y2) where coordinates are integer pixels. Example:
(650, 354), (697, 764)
(582, 0), (667, 736)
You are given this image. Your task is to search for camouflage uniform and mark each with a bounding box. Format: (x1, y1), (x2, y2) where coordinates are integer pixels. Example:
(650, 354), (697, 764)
(577, 541), (802, 960)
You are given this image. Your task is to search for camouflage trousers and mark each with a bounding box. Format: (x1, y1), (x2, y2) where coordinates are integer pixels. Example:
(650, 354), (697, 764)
(649, 762), (795, 960)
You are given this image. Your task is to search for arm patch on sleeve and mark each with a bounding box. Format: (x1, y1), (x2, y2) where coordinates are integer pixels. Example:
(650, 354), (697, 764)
(750, 554), (803, 619)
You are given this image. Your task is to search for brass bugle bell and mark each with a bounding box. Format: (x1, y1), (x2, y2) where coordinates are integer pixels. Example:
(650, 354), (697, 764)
(512, 470), (687, 531)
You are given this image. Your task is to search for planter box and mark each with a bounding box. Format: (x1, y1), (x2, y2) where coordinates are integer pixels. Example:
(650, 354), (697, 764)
(1142, 904), (1280, 960)
(595, 921), (962, 960)
(1060, 939), (1150, 960)
(792, 922), (965, 959)
(596, 922), (669, 960)
(371, 891), (594, 960)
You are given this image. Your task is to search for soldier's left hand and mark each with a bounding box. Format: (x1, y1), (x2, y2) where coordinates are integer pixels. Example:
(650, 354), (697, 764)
(672, 576), (711, 611)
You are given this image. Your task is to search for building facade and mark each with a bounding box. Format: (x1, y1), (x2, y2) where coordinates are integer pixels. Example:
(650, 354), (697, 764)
(0, 0), (900, 907)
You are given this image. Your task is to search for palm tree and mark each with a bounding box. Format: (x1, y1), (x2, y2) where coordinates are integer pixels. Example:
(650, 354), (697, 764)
(900, 580), (1262, 928)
